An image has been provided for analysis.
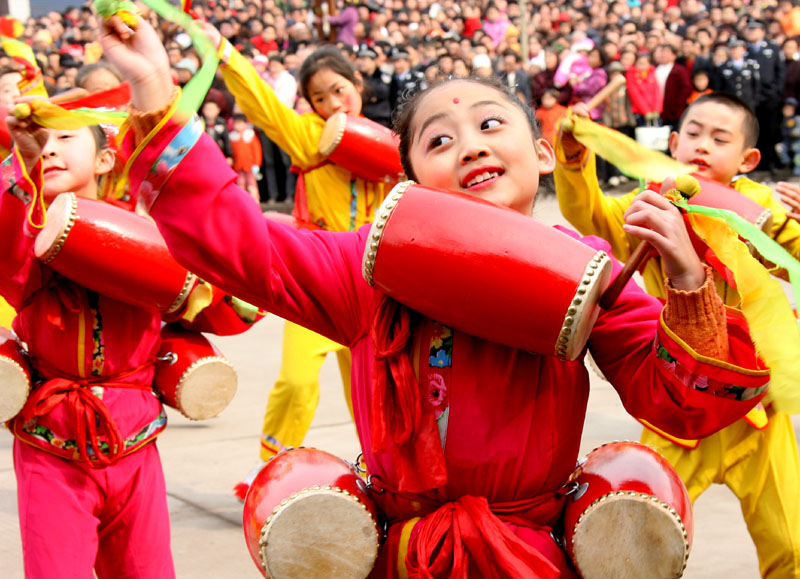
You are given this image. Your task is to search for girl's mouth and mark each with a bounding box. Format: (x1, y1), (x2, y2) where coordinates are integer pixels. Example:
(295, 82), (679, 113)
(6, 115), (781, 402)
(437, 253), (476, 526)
(462, 169), (504, 190)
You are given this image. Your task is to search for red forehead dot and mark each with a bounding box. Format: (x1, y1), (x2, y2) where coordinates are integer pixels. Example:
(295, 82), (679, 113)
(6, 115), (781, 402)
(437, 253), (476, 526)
(453, 98), (460, 104)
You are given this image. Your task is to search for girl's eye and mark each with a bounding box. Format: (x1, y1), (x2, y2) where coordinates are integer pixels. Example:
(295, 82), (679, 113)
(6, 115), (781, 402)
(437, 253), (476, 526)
(481, 118), (502, 130)
(428, 134), (452, 150)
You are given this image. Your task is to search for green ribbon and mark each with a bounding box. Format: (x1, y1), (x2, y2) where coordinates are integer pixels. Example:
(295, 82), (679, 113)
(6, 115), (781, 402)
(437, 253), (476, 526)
(672, 197), (800, 318)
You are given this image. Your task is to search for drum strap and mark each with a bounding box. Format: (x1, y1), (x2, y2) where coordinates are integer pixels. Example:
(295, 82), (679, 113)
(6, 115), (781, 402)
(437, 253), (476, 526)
(20, 360), (154, 468)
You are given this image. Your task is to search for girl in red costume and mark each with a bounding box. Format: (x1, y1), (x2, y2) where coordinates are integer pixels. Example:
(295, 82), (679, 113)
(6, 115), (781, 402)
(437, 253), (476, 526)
(103, 15), (770, 577)
(2, 93), (257, 577)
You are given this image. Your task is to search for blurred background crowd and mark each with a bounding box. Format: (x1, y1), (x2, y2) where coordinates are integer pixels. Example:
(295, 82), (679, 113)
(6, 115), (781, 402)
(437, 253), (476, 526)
(2, 0), (800, 201)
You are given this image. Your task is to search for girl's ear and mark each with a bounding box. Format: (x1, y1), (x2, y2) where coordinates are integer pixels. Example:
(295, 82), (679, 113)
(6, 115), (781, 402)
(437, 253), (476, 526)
(535, 138), (556, 174)
(94, 147), (116, 177)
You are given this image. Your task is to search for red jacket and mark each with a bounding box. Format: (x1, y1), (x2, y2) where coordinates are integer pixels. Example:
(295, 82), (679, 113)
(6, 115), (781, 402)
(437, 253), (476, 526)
(626, 66), (662, 116)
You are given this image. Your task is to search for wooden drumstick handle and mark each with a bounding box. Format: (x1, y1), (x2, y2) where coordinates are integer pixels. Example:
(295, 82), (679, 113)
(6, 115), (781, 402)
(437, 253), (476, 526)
(584, 74), (627, 112)
(599, 241), (653, 310)
(599, 176), (702, 310)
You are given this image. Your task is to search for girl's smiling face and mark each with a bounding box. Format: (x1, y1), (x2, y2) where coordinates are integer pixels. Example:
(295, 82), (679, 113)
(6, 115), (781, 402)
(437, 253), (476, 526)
(41, 127), (115, 201)
(406, 81), (554, 215)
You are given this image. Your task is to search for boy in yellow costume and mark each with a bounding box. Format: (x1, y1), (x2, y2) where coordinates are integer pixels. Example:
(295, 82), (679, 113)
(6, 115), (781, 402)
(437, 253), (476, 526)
(554, 92), (800, 578)
(202, 26), (391, 498)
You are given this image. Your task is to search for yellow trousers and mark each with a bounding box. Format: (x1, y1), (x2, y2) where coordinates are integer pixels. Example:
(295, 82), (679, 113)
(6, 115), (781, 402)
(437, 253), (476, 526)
(641, 407), (800, 578)
(0, 296), (14, 328)
(259, 321), (352, 461)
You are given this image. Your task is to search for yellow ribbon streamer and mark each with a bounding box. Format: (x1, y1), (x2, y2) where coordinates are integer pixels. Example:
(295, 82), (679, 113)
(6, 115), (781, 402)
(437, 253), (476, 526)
(686, 211), (800, 414)
(563, 113), (696, 183)
(12, 101), (128, 130)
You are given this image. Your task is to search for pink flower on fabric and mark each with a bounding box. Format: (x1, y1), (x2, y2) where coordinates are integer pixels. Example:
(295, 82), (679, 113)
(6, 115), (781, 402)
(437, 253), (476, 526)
(427, 373), (449, 419)
(155, 160), (169, 177)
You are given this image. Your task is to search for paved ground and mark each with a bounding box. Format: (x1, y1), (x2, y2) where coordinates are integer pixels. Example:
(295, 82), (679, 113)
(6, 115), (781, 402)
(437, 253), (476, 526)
(1, 191), (798, 578)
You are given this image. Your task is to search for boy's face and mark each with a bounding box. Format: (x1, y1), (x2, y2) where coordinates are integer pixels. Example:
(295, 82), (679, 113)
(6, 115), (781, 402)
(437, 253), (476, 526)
(541, 93), (557, 109)
(407, 81), (555, 215)
(0, 72), (22, 106)
(233, 119), (246, 132)
(669, 101), (758, 185)
(41, 127), (114, 201)
(783, 104), (796, 118)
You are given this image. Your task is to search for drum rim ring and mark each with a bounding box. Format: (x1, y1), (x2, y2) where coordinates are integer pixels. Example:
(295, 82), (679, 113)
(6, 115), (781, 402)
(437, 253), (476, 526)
(570, 489), (690, 578)
(555, 250), (611, 362)
(318, 111), (347, 157)
(257, 485), (380, 577)
(362, 180), (411, 286)
(754, 208), (773, 233)
(165, 272), (197, 314)
(39, 192), (78, 265)
(172, 355), (237, 420)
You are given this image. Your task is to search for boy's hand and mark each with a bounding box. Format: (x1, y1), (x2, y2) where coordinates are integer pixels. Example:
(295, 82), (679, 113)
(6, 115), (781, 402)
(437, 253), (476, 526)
(558, 104), (590, 162)
(776, 181), (800, 222)
(6, 96), (50, 173)
(100, 15), (173, 112)
(623, 187), (706, 291)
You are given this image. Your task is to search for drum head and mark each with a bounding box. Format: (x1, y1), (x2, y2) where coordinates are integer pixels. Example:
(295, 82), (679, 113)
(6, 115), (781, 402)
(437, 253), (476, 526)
(176, 357), (238, 420)
(318, 112), (347, 157)
(33, 192), (76, 263)
(571, 492), (690, 579)
(261, 488), (379, 579)
(0, 355), (30, 423)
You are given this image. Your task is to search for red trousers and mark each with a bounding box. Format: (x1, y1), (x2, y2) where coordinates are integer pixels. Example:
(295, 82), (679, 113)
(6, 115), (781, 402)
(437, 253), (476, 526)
(14, 440), (175, 579)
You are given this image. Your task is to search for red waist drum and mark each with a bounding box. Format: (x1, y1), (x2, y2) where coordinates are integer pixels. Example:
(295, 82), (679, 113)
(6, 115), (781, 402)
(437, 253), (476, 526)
(0, 328), (31, 423)
(362, 181), (613, 361)
(563, 441), (693, 579)
(243, 447), (380, 579)
(34, 193), (196, 313)
(153, 324), (237, 420)
(650, 174), (773, 232)
(318, 112), (404, 184)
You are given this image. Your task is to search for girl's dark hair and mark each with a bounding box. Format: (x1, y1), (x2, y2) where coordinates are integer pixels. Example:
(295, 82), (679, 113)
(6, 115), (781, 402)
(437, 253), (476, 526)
(392, 76), (540, 182)
(298, 45), (360, 110)
(89, 125), (108, 152)
(75, 61), (121, 91)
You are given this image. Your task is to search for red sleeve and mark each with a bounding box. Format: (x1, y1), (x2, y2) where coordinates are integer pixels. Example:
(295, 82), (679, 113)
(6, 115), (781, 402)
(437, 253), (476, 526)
(132, 122), (371, 347)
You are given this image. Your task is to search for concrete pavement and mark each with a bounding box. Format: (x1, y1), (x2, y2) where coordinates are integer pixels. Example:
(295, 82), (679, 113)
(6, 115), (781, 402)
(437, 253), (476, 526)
(1, 192), (796, 578)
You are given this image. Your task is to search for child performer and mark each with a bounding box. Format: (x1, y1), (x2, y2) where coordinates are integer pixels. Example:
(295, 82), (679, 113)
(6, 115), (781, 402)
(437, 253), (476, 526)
(201, 24), (393, 498)
(2, 92), (259, 577)
(554, 93), (800, 577)
(103, 16), (770, 576)
(229, 112), (262, 203)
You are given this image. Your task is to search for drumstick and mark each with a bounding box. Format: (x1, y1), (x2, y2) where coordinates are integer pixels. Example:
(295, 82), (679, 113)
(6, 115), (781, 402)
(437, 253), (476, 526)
(584, 74), (627, 111)
(599, 177), (701, 310)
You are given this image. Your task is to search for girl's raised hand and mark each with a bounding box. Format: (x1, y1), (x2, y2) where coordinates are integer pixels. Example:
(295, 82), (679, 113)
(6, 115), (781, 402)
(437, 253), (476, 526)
(100, 15), (173, 112)
(775, 180), (800, 222)
(6, 97), (50, 172)
(623, 187), (706, 291)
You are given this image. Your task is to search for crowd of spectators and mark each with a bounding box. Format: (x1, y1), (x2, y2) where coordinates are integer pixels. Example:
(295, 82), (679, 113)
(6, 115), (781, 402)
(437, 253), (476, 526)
(3, 0), (800, 199)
